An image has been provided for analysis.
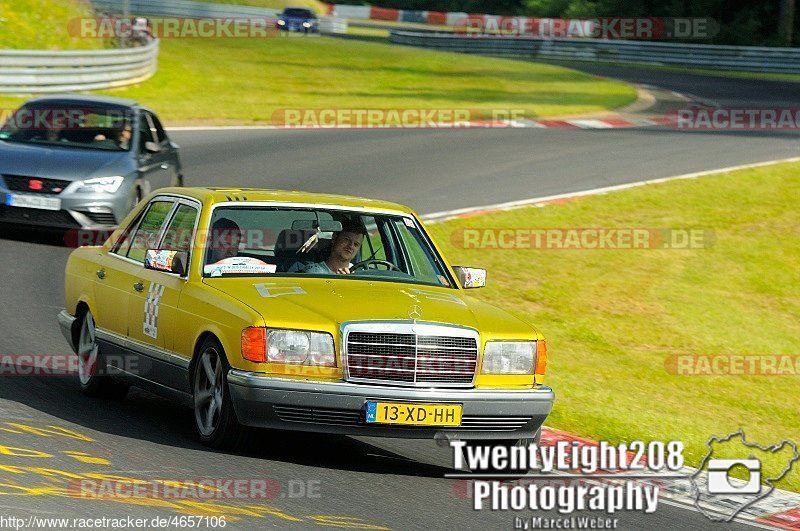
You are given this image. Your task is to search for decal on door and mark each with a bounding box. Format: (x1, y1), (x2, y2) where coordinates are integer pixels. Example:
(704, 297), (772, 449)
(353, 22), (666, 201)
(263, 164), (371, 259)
(143, 282), (165, 339)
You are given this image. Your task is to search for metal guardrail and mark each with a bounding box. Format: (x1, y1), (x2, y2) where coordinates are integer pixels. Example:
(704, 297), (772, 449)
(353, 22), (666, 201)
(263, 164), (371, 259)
(389, 30), (800, 74)
(91, 0), (347, 34)
(0, 39), (159, 94)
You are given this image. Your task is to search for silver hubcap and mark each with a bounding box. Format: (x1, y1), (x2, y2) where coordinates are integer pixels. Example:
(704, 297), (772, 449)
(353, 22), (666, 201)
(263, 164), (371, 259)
(194, 348), (224, 437)
(77, 313), (98, 386)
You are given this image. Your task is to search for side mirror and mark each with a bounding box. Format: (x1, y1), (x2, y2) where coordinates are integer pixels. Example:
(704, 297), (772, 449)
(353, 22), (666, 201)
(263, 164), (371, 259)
(144, 141), (161, 153)
(453, 266), (486, 289)
(144, 250), (189, 276)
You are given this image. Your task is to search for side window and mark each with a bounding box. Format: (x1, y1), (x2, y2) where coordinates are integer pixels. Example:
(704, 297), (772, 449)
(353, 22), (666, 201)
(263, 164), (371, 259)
(126, 201), (174, 263)
(150, 114), (168, 144)
(393, 219), (438, 280)
(161, 203), (198, 252)
(359, 216), (388, 263)
(138, 114), (155, 153)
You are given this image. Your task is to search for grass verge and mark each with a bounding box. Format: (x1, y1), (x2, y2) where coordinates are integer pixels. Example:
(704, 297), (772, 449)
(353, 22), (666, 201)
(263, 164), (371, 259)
(0, 36), (635, 124)
(428, 161), (800, 492)
(0, 0), (107, 50)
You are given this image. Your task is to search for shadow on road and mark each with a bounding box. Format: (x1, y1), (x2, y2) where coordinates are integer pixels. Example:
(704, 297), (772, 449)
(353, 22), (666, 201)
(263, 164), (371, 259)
(0, 374), (452, 479)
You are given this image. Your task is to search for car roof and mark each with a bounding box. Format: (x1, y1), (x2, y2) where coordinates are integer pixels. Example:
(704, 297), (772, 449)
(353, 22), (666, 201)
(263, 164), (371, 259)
(158, 187), (415, 215)
(24, 94), (139, 108)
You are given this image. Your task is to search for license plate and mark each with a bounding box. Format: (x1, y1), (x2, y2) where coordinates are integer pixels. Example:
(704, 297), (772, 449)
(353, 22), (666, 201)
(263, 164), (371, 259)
(366, 401), (462, 426)
(5, 193), (61, 211)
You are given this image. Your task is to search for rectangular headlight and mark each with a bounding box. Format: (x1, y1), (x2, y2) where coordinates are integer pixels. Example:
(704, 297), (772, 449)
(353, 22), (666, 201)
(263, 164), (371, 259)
(482, 341), (536, 374)
(267, 329), (335, 366)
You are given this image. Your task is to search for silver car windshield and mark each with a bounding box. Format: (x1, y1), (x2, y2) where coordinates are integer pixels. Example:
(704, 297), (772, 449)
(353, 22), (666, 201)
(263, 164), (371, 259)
(201, 207), (454, 288)
(0, 104), (134, 151)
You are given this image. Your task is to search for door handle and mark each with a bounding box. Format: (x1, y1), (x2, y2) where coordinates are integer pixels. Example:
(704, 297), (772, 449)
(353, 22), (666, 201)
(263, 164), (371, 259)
(160, 163), (169, 169)
(133, 282), (144, 292)
(96, 269), (106, 280)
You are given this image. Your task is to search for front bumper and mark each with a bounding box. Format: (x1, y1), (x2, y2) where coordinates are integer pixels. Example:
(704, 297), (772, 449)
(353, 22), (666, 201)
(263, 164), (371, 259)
(0, 189), (130, 229)
(227, 370), (554, 440)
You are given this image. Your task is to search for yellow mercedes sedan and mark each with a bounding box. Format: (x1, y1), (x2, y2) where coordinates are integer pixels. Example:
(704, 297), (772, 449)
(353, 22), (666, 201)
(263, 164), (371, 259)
(58, 188), (553, 450)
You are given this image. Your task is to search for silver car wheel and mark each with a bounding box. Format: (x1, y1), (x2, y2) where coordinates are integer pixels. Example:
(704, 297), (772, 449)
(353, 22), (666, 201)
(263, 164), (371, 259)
(194, 347), (224, 437)
(77, 312), (99, 386)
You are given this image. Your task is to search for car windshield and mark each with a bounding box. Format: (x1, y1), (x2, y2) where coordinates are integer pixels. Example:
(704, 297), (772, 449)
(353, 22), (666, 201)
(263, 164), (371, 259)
(202, 206), (453, 287)
(0, 103), (134, 151)
(282, 8), (314, 17)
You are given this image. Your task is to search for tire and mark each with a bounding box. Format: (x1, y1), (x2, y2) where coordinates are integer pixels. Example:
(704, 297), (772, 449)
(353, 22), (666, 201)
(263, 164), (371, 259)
(76, 310), (129, 400)
(192, 337), (244, 449)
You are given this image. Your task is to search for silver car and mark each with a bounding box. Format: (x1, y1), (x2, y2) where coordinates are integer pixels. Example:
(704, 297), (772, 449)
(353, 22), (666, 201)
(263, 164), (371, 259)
(0, 95), (182, 229)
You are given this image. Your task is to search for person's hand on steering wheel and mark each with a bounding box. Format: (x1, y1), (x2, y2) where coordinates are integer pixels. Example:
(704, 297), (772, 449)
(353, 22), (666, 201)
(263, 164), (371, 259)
(351, 259), (401, 272)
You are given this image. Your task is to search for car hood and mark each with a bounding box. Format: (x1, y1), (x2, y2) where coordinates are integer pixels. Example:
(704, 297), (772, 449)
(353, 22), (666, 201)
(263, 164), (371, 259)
(203, 277), (540, 339)
(0, 141), (130, 180)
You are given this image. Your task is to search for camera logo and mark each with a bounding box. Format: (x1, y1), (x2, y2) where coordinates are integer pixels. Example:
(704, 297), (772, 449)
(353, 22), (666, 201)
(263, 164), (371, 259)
(707, 458), (761, 495)
(690, 430), (798, 522)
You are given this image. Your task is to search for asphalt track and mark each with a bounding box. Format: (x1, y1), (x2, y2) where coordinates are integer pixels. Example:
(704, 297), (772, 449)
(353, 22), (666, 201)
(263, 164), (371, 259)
(0, 66), (797, 530)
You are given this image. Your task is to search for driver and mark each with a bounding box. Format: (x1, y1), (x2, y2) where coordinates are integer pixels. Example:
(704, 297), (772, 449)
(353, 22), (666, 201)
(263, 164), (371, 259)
(206, 217), (242, 264)
(303, 219), (366, 275)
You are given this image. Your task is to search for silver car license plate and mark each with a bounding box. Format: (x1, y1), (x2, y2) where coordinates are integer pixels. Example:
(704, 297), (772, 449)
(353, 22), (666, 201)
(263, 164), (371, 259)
(5, 193), (61, 211)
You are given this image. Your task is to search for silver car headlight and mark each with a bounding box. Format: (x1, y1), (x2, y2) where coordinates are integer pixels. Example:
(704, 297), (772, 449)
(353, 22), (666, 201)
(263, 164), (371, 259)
(267, 329), (335, 366)
(303, 22), (311, 27)
(482, 341), (536, 374)
(74, 176), (124, 194)
(277, 19), (286, 25)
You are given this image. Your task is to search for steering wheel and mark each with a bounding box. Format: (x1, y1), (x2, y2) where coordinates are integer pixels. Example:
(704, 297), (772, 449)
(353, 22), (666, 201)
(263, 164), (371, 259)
(351, 259), (402, 272)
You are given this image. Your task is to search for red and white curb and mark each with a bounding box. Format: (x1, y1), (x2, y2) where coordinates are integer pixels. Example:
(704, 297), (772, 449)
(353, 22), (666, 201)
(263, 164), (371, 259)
(421, 157), (800, 224)
(167, 116), (676, 131)
(539, 427), (800, 529)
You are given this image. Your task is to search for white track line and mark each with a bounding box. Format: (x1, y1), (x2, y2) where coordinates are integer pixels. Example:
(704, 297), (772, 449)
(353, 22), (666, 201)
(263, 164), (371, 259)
(421, 157), (800, 223)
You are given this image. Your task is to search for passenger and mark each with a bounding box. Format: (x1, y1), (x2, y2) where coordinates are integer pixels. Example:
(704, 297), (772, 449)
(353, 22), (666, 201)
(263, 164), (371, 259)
(93, 121), (132, 149)
(207, 217), (242, 264)
(303, 219), (366, 275)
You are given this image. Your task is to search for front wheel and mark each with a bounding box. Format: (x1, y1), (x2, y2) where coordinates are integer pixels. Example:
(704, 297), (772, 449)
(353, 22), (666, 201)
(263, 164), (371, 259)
(192, 338), (244, 449)
(76, 310), (129, 400)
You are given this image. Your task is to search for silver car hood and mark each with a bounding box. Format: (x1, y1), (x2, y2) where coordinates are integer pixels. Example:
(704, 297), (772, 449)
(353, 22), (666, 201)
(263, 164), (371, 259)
(0, 141), (131, 180)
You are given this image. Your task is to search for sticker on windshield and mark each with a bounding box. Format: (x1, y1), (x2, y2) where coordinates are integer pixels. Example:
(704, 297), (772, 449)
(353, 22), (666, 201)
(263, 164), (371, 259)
(403, 217), (416, 228)
(204, 257), (277, 277)
(143, 283), (165, 339)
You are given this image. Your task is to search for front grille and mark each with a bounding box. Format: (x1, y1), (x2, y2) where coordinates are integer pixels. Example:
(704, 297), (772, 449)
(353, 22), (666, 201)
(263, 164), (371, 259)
(0, 206), (78, 227)
(450, 416), (533, 431)
(3, 175), (71, 194)
(273, 405), (531, 432)
(273, 405), (361, 426)
(81, 211), (117, 226)
(345, 324), (479, 387)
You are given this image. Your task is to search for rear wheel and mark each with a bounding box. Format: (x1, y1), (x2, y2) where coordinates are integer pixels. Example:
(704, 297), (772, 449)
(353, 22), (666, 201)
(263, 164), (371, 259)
(192, 338), (244, 449)
(76, 310), (129, 400)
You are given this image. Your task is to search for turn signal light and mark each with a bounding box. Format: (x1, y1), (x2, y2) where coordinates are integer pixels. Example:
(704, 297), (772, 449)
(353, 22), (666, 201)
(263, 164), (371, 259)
(241, 327), (267, 362)
(535, 340), (548, 375)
